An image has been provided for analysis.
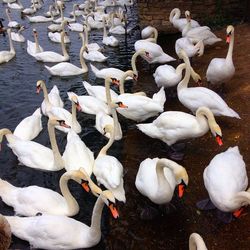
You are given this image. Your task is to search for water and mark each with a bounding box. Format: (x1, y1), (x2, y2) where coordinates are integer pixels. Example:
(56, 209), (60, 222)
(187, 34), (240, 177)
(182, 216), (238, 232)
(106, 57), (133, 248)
(0, 1), (250, 250)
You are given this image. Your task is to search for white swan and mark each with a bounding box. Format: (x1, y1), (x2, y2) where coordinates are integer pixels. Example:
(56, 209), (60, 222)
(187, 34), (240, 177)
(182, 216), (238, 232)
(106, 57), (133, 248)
(13, 108), (42, 141)
(169, 9), (200, 32)
(136, 158), (189, 204)
(0, 117), (69, 171)
(5, 8), (20, 29)
(94, 123), (126, 202)
(102, 17), (119, 47)
(177, 50), (240, 118)
(86, 13), (104, 29)
(48, 20), (70, 43)
(175, 37), (204, 58)
(141, 25), (158, 42)
(116, 70), (166, 122)
(22, 3), (37, 15)
(153, 63), (201, 88)
(108, 13), (127, 34)
(8, 0), (23, 10)
(62, 130), (95, 175)
(182, 14), (221, 46)
(134, 40), (175, 64)
(0, 170), (91, 217)
(53, 3), (76, 23)
(10, 26), (25, 42)
(189, 233), (208, 250)
(67, 91), (109, 115)
(37, 80), (81, 133)
(27, 29), (44, 56)
(27, 6), (54, 23)
(201, 146), (249, 217)
(4, 190), (119, 249)
(137, 106), (223, 146)
(45, 34), (88, 76)
(83, 26), (101, 51)
(34, 31), (69, 62)
(0, 28), (15, 64)
(40, 85), (64, 116)
(206, 25), (235, 85)
(68, 20), (84, 32)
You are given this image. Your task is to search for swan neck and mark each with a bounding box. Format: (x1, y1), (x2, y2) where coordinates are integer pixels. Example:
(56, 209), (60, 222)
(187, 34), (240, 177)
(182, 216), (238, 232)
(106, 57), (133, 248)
(119, 71), (132, 94)
(34, 33), (41, 53)
(71, 101), (77, 126)
(189, 233), (207, 250)
(98, 125), (115, 156)
(79, 45), (87, 71)
(84, 28), (89, 45)
(111, 107), (119, 141)
(105, 78), (112, 104)
(60, 31), (68, 58)
(196, 107), (216, 132)
(152, 27), (158, 41)
(90, 195), (105, 231)
(8, 30), (15, 53)
(226, 32), (234, 62)
(177, 54), (191, 92)
(155, 159), (172, 192)
(41, 83), (50, 107)
(59, 4), (64, 21)
(103, 20), (107, 38)
(175, 63), (186, 76)
(233, 191), (250, 205)
(47, 122), (64, 167)
(59, 173), (79, 214)
(131, 51), (139, 76)
(6, 10), (11, 22)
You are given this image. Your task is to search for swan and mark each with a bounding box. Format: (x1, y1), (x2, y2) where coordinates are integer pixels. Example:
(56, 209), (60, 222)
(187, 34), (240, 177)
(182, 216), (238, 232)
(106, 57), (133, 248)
(5, 8), (20, 29)
(93, 123), (126, 202)
(44, 3), (60, 17)
(62, 130), (95, 175)
(197, 146), (249, 222)
(116, 70), (166, 122)
(134, 40), (175, 64)
(0, 117), (69, 171)
(27, 6), (54, 23)
(83, 26), (101, 51)
(4, 190), (119, 249)
(169, 9), (200, 32)
(10, 25), (25, 42)
(0, 215), (11, 250)
(53, 3), (76, 24)
(27, 29), (44, 56)
(8, 0), (23, 10)
(177, 49), (240, 118)
(86, 13), (104, 29)
(37, 80), (81, 133)
(153, 63), (201, 88)
(3, 0), (16, 3)
(0, 28), (15, 64)
(135, 158), (189, 204)
(41, 85), (64, 116)
(175, 37), (204, 58)
(108, 13), (128, 35)
(34, 31), (69, 62)
(141, 25), (158, 42)
(81, 32), (108, 62)
(102, 17), (119, 47)
(189, 233), (208, 250)
(13, 108), (42, 141)
(0, 170), (91, 217)
(68, 20), (84, 32)
(182, 14), (221, 46)
(206, 25), (235, 85)
(21, 3), (37, 15)
(45, 34), (88, 76)
(137, 106), (223, 146)
(67, 91), (109, 115)
(48, 20), (70, 43)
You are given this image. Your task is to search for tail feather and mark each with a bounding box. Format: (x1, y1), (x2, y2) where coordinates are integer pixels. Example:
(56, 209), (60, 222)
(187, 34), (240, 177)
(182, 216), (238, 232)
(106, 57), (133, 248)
(152, 87), (166, 107)
(137, 123), (161, 139)
(227, 108), (241, 119)
(82, 81), (92, 95)
(90, 64), (99, 76)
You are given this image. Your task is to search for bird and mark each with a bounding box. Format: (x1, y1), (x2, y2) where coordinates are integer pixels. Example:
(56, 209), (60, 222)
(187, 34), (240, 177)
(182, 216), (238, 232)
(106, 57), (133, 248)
(0, 28), (15, 64)
(27, 29), (44, 57)
(206, 25), (235, 85)
(10, 26), (25, 42)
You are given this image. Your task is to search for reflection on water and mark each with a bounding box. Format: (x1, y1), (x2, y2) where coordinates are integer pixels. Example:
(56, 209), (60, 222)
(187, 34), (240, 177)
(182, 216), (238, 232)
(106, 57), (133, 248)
(0, 1), (250, 250)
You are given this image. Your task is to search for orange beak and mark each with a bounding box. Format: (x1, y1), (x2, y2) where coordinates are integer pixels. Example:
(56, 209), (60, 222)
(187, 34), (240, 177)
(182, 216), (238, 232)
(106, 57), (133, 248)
(216, 135), (223, 146)
(226, 35), (230, 44)
(60, 121), (71, 129)
(118, 103), (128, 108)
(109, 203), (119, 219)
(36, 86), (41, 94)
(76, 103), (82, 112)
(81, 181), (90, 192)
(233, 207), (244, 218)
(178, 184), (185, 198)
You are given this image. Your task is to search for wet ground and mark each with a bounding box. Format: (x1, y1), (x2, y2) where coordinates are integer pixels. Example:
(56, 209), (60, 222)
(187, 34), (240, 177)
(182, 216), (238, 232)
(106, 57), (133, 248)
(0, 1), (250, 250)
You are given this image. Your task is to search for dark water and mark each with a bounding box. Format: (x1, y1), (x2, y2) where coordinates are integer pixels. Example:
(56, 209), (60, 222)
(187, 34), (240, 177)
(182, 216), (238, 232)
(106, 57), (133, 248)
(0, 1), (250, 250)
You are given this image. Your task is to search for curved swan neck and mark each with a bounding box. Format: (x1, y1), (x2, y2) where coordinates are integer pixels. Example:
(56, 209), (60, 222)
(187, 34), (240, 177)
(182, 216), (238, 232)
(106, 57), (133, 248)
(226, 31), (234, 62)
(34, 32), (41, 53)
(60, 31), (68, 57)
(189, 233), (207, 250)
(233, 190), (250, 205)
(169, 8), (180, 22)
(59, 172), (79, 214)
(5, 9), (11, 22)
(175, 63), (186, 76)
(0, 128), (12, 143)
(177, 53), (191, 92)
(7, 30), (15, 53)
(131, 50), (142, 76)
(59, 4), (64, 21)
(155, 159), (172, 191)
(47, 121), (64, 167)
(182, 21), (191, 36)
(119, 70), (133, 94)
(90, 195), (105, 230)
(98, 124), (115, 156)
(196, 107), (216, 131)
(152, 27), (158, 41)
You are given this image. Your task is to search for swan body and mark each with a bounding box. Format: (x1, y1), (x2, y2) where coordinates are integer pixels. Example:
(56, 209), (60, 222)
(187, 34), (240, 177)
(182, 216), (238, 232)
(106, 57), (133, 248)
(13, 108), (42, 141)
(68, 22), (84, 32)
(203, 146), (249, 213)
(10, 26), (25, 42)
(48, 23), (63, 32)
(0, 170), (87, 216)
(102, 17), (119, 47)
(0, 118), (68, 171)
(22, 5), (37, 15)
(175, 37), (204, 58)
(137, 107), (223, 146)
(206, 25), (235, 85)
(136, 158), (188, 204)
(48, 31), (70, 43)
(4, 190), (118, 250)
(135, 40), (175, 64)
(0, 29), (15, 64)
(8, 1), (23, 10)
(62, 130), (95, 176)
(189, 233), (208, 250)
(83, 50), (108, 62)
(27, 15), (53, 23)
(177, 50), (240, 118)
(27, 29), (44, 56)
(169, 9), (200, 32)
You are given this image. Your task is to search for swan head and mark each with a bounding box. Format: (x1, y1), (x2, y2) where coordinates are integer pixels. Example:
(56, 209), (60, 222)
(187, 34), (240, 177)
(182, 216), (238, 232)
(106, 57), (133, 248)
(192, 71), (202, 86)
(36, 80), (45, 94)
(101, 190), (119, 219)
(174, 167), (189, 198)
(113, 101), (128, 109)
(226, 25), (234, 43)
(67, 92), (82, 111)
(211, 123), (223, 146)
(0, 129), (12, 147)
(184, 10), (191, 21)
(48, 116), (71, 129)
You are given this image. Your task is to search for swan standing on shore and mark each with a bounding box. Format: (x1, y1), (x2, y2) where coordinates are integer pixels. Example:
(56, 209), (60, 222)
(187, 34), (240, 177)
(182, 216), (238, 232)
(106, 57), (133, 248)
(0, 29), (15, 64)
(206, 25), (235, 85)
